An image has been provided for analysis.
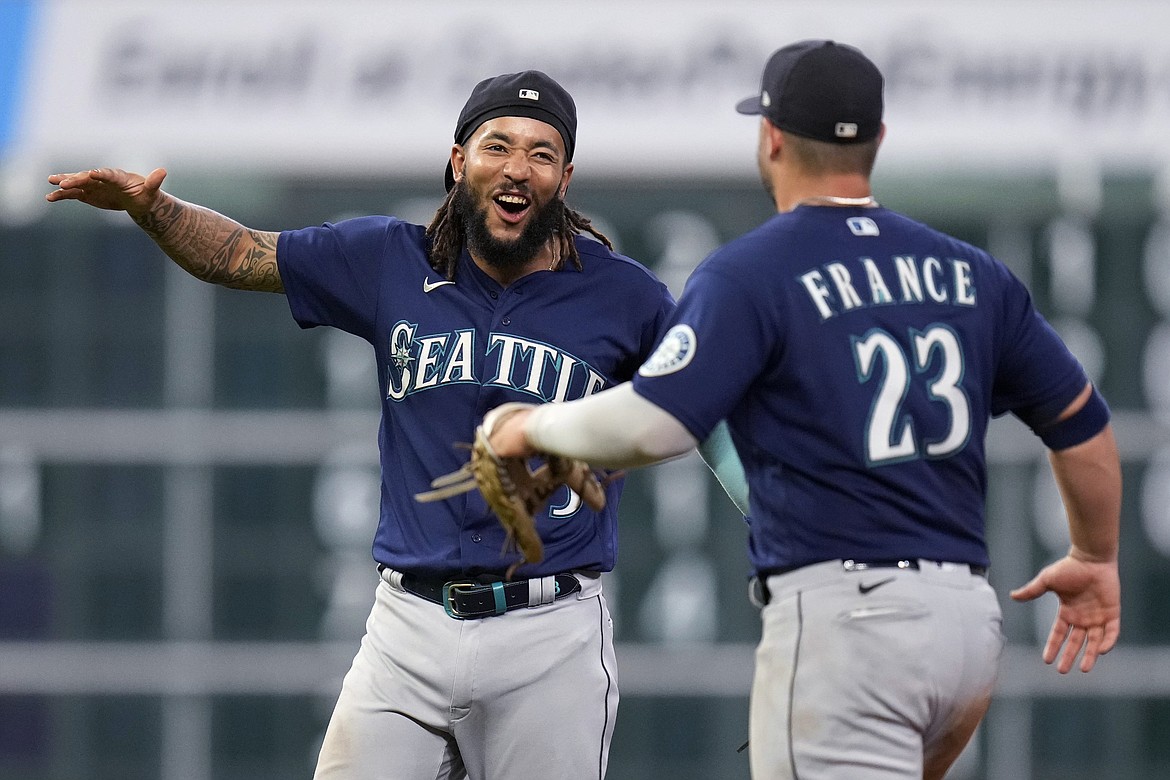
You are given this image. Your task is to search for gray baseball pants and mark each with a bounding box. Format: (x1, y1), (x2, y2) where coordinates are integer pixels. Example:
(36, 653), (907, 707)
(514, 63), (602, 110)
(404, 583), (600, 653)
(314, 568), (618, 779)
(750, 559), (1004, 779)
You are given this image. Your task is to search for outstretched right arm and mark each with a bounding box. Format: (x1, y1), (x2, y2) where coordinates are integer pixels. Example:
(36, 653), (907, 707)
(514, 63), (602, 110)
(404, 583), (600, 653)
(46, 167), (283, 293)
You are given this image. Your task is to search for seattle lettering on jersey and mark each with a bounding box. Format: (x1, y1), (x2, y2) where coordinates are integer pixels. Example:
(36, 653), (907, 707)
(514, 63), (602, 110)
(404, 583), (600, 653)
(799, 255), (976, 321)
(386, 321), (608, 402)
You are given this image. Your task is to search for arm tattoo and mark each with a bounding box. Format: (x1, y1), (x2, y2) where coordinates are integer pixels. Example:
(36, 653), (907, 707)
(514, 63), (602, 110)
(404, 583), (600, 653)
(133, 195), (284, 293)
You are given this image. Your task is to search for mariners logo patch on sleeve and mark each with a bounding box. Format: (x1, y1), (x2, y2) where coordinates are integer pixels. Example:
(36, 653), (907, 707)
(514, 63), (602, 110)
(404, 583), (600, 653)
(638, 324), (697, 377)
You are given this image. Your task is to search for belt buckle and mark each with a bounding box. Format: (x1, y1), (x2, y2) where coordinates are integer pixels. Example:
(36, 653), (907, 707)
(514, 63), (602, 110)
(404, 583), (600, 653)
(442, 581), (481, 620)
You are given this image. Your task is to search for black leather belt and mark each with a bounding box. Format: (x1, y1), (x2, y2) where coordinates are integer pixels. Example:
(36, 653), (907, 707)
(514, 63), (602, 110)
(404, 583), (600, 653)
(399, 572), (582, 619)
(761, 559), (987, 578)
(840, 559), (988, 577)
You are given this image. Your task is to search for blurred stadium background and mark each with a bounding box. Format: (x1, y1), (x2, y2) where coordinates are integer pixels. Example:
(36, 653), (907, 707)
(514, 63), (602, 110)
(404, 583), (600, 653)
(2, 0), (1169, 777)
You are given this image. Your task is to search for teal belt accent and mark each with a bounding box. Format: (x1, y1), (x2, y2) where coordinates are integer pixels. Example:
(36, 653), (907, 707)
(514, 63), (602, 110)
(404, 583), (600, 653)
(491, 581), (507, 614)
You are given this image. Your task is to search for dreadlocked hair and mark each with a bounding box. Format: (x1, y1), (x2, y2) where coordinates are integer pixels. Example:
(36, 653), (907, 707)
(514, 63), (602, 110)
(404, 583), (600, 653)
(424, 186), (614, 281)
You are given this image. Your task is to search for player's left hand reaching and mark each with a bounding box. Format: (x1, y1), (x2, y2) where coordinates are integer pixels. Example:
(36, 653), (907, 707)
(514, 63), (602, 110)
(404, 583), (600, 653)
(46, 167), (167, 218)
(1010, 552), (1121, 674)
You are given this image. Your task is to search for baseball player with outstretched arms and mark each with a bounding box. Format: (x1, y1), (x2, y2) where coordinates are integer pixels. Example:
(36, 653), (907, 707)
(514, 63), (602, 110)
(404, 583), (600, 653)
(45, 70), (746, 779)
(485, 42), (1123, 779)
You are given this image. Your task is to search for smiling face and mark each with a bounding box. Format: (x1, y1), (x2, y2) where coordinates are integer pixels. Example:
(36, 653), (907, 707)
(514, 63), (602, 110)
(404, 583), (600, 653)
(450, 115), (574, 276)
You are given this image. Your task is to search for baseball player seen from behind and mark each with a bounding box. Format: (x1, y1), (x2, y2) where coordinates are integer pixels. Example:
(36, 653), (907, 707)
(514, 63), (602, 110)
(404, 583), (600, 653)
(484, 41), (1123, 780)
(45, 70), (748, 780)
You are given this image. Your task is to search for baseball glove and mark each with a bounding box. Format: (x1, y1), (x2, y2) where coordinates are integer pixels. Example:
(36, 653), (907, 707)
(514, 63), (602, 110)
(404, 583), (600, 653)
(415, 403), (607, 578)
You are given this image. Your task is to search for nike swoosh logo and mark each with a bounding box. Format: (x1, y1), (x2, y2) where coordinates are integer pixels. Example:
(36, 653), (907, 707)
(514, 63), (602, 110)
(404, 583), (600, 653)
(423, 277), (455, 293)
(858, 577), (895, 595)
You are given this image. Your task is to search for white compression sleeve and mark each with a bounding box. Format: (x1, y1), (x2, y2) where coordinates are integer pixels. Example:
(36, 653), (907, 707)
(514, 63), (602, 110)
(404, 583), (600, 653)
(525, 383), (697, 469)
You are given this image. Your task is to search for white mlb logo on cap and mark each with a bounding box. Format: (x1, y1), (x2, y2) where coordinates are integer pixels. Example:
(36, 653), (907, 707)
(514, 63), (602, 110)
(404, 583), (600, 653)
(519, 89), (540, 100)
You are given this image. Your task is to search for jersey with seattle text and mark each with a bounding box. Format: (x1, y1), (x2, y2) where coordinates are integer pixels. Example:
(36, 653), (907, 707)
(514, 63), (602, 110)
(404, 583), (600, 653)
(278, 216), (674, 577)
(632, 205), (1092, 574)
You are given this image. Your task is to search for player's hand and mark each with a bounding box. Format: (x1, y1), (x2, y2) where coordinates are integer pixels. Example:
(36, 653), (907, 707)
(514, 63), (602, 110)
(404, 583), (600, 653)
(1010, 553), (1120, 674)
(46, 167), (167, 218)
(484, 404), (537, 458)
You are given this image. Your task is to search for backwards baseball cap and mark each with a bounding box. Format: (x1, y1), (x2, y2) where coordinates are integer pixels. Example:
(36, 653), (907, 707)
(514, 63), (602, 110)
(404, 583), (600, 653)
(736, 40), (883, 144)
(444, 70), (577, 191)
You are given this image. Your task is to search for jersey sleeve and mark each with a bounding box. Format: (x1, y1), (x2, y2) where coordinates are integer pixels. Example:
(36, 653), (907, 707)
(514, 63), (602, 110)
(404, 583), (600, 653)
(990, 271), (1090, 427)
(633, 260), (769, 441)
(640, 279), (677, 362)
(277, 215), (394, 341)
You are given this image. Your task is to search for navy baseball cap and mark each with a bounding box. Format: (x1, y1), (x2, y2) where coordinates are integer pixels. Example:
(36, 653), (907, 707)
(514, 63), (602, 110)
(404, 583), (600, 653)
(444, 70), (577, 191)
(736, 40), (883, 144)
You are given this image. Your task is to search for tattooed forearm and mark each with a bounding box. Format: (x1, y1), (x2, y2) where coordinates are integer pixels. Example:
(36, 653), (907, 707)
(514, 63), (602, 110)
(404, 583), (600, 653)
(212, 228), (283, 292)
(132, 194), (284, 293)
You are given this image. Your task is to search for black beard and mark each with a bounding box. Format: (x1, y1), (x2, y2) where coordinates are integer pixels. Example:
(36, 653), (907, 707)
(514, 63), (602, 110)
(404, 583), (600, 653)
(453, 180), (563, 273)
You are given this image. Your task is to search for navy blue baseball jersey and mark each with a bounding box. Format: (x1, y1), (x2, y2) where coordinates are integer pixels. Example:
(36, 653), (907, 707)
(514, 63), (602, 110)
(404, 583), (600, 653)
(632, 204), (1089, 573)
(278, 216), (674, 577)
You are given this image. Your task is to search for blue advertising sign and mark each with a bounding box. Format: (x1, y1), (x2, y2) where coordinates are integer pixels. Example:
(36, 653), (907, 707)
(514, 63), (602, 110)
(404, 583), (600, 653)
(0, 0), (36, 157)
